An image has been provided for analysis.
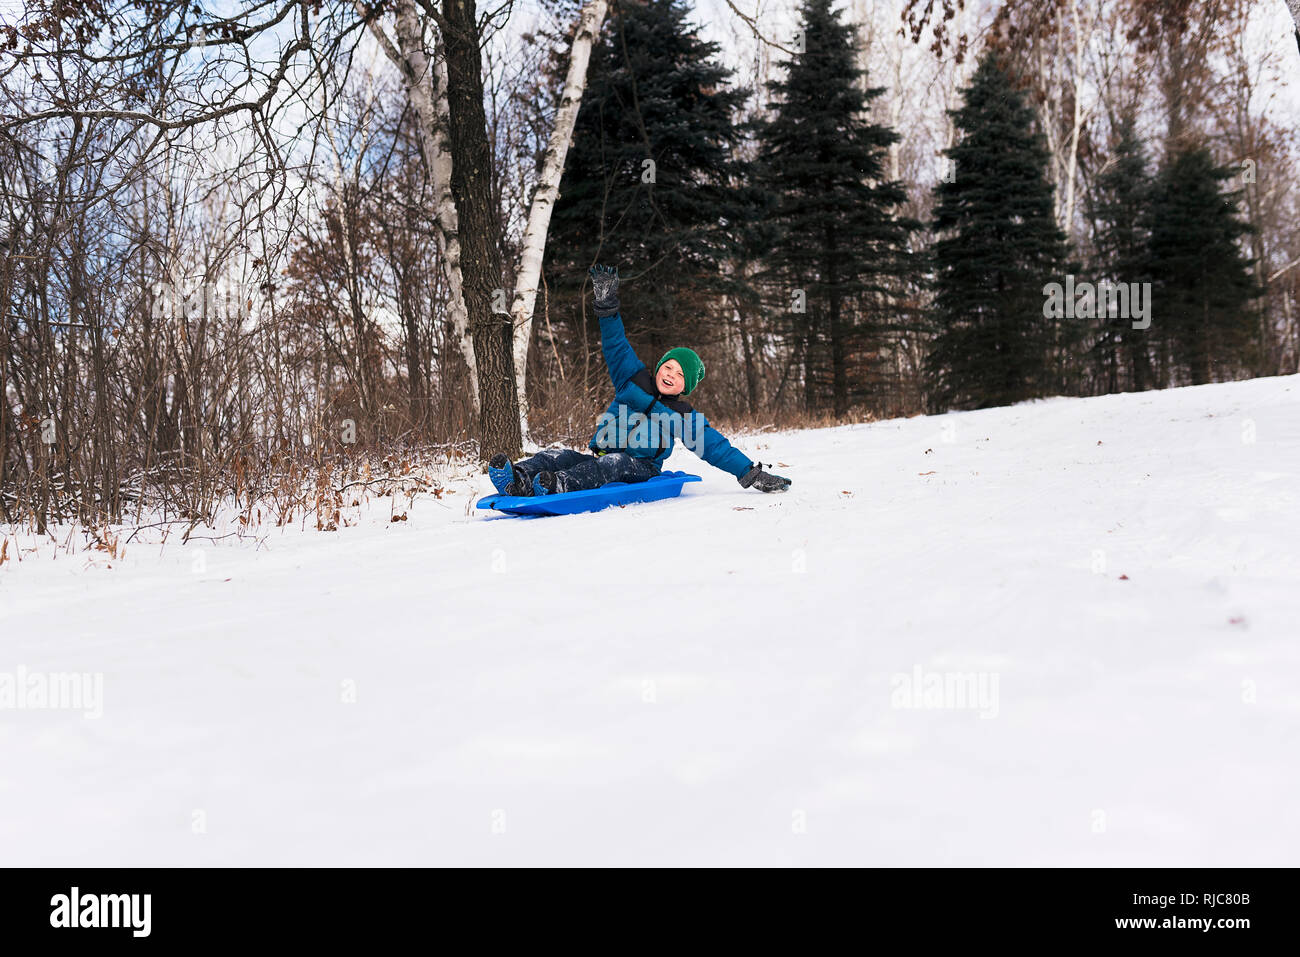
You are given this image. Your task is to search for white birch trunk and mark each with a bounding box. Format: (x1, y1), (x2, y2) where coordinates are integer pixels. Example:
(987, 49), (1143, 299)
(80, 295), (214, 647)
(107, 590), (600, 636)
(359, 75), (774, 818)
(508, 0), (609, 442)
(1062, 1), (1087, 245)
(367, 0), (480, 417)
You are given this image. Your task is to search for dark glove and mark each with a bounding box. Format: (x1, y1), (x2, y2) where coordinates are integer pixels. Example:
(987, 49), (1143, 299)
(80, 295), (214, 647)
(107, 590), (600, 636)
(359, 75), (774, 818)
(589, 263), (620, 318)
(738, 461), (791, 493)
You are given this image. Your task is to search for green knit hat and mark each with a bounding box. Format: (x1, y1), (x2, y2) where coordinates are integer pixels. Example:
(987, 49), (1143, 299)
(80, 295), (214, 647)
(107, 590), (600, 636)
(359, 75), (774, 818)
(656, 347), (706, 396)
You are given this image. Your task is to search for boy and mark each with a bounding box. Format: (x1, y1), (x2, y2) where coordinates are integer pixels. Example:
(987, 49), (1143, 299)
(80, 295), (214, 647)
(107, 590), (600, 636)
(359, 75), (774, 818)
(487, 264), (792, 497)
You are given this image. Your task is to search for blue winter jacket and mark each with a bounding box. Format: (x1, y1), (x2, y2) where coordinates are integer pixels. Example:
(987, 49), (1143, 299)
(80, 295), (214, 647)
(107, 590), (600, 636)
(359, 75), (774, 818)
(587, 311), (754, 478)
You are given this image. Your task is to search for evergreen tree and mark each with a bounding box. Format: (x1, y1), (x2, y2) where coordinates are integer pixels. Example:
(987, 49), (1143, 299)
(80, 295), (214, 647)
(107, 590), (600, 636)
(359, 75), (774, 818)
(1087, 112), (1154, 393)
(1144, 146), (1259, 386)
(926, 52), (1069, 412)
(753, 0), (917, 417)
(543, 0), (755, 371)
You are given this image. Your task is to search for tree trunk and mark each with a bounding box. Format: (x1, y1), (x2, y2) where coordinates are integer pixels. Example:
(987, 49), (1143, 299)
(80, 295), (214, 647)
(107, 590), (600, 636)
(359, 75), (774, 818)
(827, 288), (847, 418)
(441, 0), (521, 458)
(1163, 26), (1189, 155)
(1192, 296), (1212, 385)
(825, 223), (846, 417)
(802, 321), (818, 414)
(1128, 335), (1151, 391)
(369, 0), (480, 418)
(401, 280), (426, 431)
(1061, 0), (1087, 243)
(737, 309), (759, 414)
(0, 238), (11, 523)
(509, 0), (608, 442)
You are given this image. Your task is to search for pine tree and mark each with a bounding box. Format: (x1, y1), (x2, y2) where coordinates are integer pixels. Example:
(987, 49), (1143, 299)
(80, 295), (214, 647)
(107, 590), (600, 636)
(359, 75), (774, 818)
(543, 0), (754, 371)
(1087, 112), (1153, 393)
(752, 0), (917, 417)
(1144, 146), (1259, 386)
(926, 52), (1069, 412)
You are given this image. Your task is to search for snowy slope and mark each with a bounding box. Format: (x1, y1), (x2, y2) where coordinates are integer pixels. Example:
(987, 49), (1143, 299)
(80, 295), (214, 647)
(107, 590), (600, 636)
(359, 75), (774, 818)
(2, 375), (1298, 866)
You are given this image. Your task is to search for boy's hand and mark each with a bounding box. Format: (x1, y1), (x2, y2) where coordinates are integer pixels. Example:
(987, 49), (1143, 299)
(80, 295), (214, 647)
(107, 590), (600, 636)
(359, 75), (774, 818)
(738, 462), (791, 492)
(589, 263), (620, 318)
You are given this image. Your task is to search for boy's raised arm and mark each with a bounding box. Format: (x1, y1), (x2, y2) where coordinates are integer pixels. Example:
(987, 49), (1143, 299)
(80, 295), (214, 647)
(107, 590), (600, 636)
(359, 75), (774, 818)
(591, 264), (646, 391)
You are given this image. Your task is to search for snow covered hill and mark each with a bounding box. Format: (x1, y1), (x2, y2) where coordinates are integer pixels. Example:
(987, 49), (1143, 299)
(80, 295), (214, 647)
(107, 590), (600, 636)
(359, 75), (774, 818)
(3, 375), (1298, 865)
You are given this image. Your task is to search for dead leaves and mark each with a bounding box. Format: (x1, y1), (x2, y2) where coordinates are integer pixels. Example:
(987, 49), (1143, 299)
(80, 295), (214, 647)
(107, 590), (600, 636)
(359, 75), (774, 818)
(89, 527), (121, 560)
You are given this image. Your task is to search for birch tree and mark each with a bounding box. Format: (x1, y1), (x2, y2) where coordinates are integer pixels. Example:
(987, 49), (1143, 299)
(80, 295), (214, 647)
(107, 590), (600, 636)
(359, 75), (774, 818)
(507, 0), (608, 442)
(364, 0), (480, 419)
(368, 0), (608, 448)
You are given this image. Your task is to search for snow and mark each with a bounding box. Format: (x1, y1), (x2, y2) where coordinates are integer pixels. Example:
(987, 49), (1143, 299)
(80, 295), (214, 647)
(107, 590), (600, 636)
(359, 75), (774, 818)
(3, 375), (1299, 865)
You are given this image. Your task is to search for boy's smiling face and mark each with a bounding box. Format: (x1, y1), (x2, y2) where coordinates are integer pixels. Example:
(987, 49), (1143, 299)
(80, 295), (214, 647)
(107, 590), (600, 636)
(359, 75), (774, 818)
(657, 358), (685, 396)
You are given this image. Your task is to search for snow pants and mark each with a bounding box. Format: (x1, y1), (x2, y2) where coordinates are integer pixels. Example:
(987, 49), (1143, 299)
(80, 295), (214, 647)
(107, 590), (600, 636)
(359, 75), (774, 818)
(512, 448), (661, 494)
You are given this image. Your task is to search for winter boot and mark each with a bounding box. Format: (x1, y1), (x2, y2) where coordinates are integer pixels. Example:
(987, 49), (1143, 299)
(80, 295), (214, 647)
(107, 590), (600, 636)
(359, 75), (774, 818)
(532, 470), (558, 496)
(488, 453), (519, 495)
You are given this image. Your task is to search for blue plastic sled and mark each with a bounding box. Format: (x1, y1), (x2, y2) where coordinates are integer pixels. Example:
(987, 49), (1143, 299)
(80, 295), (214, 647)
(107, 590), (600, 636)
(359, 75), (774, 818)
(477, 470), (702, 517)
